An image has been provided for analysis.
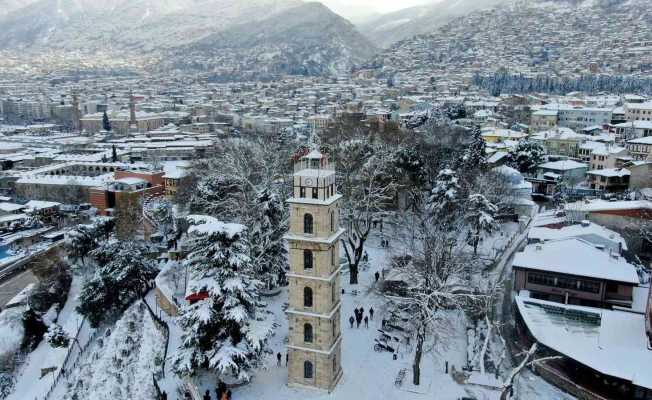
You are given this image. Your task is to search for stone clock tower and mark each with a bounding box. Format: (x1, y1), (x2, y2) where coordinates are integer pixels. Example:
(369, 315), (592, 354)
(285, 149), (344, 392)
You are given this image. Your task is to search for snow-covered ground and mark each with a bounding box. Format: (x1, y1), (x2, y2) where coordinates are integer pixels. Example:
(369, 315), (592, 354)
(6, 274), (89, 400)
(189, 226), (575, 400)
(58, 301), (165, 400)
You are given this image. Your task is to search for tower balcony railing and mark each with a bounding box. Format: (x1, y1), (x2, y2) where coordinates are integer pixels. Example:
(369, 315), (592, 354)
(294, 159), (335, 173)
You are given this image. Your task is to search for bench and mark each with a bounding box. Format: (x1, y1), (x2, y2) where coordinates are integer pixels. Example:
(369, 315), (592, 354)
(395, 368), (407, 387)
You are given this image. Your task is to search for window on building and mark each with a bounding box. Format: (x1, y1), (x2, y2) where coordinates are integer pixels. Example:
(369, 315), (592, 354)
(330, 211), (334, 232)
(606, 282), (619, 293)
(304, 287), (313, 307)
(304, 249), (313, 270)
(304, 323), (313, 343)
(304, 213), (313, 234)
(312, 187), (318, 199)
(300, 186), (306, 198)
(304, 361), (314, 379)
(333, 356), (337, 374)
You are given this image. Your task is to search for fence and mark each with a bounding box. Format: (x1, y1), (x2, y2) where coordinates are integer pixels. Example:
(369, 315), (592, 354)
(41, 318), (99, 400)
(142, 297), (170, 378)
(534, 362), (610, 400)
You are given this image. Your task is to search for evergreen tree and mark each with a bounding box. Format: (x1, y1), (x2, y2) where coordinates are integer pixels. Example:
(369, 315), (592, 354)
(427, 168), (462, 223)
(65, 225), (97, 266)
(45, 323), (70, 348)
(76, 241), (158, 327)
(459, 126), (487, 174)
(102, 111), (111, 132)
(21, 309), (47, 351)
(173, 215), (271, 381)
(190, 175), (246, 221)
(465, 194), (498, 255)
(507, 140), (546, 174)
(248, 189), (288, 288)
(111, 145), (118, 162)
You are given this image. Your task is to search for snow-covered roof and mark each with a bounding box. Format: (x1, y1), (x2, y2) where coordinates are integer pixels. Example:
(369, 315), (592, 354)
(24, 200), (61, 210)
(513, 238), (639, 284)
(515, 295), (652, 390)
(114, 177), (147, 186)
(586, 168), (630, 178)
(627, 136), (652, 145)
(538, 160), (587, 171)
(566, 199), (652, 213)
(528, 222), (627, 252)
(0, 202), (26, 213)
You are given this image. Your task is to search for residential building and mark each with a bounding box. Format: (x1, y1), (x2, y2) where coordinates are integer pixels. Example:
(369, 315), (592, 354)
(626, 136), (652, 160)
(586, 168), (630, 192)
(513, 238), (639, 308)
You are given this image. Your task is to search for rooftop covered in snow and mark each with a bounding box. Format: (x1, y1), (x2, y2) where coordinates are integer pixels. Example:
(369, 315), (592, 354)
(513, 238), (639, 284)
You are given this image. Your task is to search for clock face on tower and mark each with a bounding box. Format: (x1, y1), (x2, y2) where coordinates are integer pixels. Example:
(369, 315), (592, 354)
(305, 178), (314, 186)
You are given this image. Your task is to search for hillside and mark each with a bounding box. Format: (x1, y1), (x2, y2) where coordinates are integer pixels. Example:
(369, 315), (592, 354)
(0, 0), (303, 51)
(369, 0), (652, 78)
(358, 0), (507, 48)
(160, 2), (378, 79)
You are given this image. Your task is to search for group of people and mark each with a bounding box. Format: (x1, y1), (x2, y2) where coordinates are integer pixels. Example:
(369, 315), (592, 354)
(193, 387), (231, 400)
(380, 238), (390, 248)
(349, 306), (374, 329)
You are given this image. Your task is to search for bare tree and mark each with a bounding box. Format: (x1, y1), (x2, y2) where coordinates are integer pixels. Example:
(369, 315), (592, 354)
(340, 149), (397, 284)
(391, 214), (486, 385)
(500, 342), (563, 400)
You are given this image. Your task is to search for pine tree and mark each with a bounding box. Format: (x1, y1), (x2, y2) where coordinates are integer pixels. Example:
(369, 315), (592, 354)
(21, 309), (47, 351)
(248, 189), (288, 289)
(459, 126), (487, 173)
(64, 225), (97, 266)
(427, 168), (462, 223)
(45, 323), (70, 348)
(112, 145), (118, 162)
(76, 241), (158, 327)
(102, 111), (111, 132)
(507, 140), (545, 174)
(173, 216), (272, 381)
(465, 194), (498, 255)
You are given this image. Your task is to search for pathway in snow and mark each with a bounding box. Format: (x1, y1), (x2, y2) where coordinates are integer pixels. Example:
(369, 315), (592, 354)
(7, 274), (91, 400)
(226, 231), (489, 400)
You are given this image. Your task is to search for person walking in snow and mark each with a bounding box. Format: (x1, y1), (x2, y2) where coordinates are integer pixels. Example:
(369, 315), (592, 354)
(286, 353), (289, 366)
(369, 307), (374, 320)
(375, 271), (380, 282)
(349, 315), (355, 328)
(364, 315), (369, 328)
(204, 390), (212, 400)
(277, 352), (282, 366)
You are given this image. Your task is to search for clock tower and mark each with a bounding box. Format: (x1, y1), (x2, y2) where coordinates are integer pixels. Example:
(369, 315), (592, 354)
(285, 149), (344, 392)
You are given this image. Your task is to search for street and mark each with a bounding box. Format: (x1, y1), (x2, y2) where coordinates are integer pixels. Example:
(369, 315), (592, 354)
(0, 269), (38, 308)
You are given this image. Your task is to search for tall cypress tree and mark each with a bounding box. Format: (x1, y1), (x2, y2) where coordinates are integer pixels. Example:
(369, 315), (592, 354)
(102, 111), (111, 132)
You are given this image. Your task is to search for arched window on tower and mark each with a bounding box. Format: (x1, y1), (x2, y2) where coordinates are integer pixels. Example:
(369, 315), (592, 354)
(303, 249), (313, 270)
(304, 213), (313, 234)
(303, 287), (313, 308)
(304, 361), (314, 379)
(330, 211), (334, 232)
(304, 323), (313, 343)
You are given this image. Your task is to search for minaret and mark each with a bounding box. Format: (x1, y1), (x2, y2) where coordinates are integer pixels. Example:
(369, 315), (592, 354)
(129, 91), (138, 134)
(285, 149), (344, 392)
(71, 91), (81, 132)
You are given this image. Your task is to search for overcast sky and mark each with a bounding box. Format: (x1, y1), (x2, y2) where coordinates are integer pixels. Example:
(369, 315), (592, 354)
(319, 0), (437, 17)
